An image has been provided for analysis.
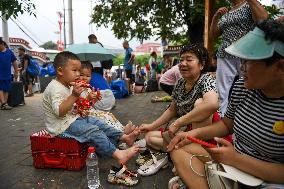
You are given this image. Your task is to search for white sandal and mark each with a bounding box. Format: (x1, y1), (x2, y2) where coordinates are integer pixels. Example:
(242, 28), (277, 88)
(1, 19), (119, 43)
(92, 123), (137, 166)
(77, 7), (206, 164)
(137, 151), (168, 176)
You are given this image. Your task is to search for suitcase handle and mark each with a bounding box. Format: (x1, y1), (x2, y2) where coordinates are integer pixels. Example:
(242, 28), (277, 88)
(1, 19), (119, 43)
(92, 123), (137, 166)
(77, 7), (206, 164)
(41, 152), (66, 165)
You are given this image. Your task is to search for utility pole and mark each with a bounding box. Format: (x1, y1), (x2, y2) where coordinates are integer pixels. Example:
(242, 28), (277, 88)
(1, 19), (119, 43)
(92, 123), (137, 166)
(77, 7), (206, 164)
(68, 0), (74, 45)
(63, 0), (67, 48)
(1, 14), (9, 46)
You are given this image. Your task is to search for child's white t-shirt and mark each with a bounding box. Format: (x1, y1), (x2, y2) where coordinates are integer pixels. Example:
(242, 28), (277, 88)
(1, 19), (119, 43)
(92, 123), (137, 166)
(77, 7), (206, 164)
(42, 79), (79, 136)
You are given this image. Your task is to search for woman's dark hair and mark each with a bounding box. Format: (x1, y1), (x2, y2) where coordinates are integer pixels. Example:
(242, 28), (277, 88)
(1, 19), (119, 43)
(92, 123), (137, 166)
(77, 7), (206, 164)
(258, 20), (284, 66)
(81, 61), (93, 71)
(180, 43), (210, 74)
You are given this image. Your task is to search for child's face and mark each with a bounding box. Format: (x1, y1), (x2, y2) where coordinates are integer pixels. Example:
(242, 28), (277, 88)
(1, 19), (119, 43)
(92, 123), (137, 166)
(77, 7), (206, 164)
(79, 68), (92, 84)
(58, 59), (81, 86)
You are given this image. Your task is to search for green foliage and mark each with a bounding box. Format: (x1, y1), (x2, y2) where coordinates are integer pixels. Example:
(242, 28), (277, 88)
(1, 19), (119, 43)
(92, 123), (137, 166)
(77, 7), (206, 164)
(91, 0), (206, 43)
(113, 54), (162, 67)
(263, 4), (282, 19)
(0, 0), (36, 19)
(40, 41), (57, 50)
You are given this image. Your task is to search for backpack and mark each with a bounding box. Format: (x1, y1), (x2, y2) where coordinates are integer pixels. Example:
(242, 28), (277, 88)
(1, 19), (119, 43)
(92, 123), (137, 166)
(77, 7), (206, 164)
(27, 57), (40, 76)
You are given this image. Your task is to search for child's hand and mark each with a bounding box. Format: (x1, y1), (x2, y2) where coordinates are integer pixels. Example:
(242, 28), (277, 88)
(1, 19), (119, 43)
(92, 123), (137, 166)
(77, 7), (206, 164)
(80, 109), (90, 118)
(70, 82), (84, 97)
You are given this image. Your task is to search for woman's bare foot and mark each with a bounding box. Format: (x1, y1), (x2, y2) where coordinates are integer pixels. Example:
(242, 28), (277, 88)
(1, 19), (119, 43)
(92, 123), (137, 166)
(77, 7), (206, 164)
(124, 121), (136, 135)
(113, 145), (140, 163)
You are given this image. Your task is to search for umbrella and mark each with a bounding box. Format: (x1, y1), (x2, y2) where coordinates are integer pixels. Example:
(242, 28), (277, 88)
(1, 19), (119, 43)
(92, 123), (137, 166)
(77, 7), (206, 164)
(64, 43), (116, 61)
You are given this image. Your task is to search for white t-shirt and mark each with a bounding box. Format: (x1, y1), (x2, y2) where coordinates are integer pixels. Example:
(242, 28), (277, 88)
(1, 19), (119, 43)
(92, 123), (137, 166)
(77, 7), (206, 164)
(42, 79), (79, 136)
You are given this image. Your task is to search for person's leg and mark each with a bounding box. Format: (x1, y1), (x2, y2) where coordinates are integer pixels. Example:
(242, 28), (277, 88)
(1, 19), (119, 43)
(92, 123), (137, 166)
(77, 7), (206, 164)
(191, 98), (213, 130)
(61, 118), (139, 163)
(216, 58), (241, 117)
(145, 131), (164, 151)
(26, 74), (34, 96)
(160, 82), (174, 96)
(0, 80), (12, 109)
(170, 143), (210, 189)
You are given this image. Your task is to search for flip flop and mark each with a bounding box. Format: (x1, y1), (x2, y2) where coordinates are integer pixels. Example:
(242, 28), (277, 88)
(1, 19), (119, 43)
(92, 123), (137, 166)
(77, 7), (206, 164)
(168, 176), (186, 189)
(107, 163), (139, 186)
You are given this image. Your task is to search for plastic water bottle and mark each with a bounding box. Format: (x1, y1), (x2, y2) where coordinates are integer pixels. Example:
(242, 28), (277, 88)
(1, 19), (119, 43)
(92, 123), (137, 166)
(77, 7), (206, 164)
(86, 147), (100, 189)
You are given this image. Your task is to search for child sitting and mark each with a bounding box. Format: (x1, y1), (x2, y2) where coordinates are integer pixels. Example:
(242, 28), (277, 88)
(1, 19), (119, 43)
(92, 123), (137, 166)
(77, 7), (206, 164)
(42, 51), (140, 166)
(78, 61), (136, 134)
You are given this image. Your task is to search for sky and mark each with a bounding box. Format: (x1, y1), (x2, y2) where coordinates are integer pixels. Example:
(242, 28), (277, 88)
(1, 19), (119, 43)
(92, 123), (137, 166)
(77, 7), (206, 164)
(1, 0), (155, 49)
(1, 0), (274, 50)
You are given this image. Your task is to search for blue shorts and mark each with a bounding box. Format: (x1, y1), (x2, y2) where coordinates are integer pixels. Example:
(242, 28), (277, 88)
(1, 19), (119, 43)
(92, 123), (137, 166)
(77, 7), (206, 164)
(0, 80), (12, 92)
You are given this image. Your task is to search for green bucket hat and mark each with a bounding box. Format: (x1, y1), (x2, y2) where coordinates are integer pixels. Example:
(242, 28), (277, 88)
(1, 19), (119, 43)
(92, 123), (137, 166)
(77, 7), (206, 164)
(225, 27), (284, 60)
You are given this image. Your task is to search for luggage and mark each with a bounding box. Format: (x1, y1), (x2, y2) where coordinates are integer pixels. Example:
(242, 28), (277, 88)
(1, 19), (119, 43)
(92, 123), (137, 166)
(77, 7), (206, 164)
(146, 79), (159, 92)
(30, 129), (89, 171)
(7, 81), (25, 106)
(110, 79), (129, 99)
(39, 76), (55, 93)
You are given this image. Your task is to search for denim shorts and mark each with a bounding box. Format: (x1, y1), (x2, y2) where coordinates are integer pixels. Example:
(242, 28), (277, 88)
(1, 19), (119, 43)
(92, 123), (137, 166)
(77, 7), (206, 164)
(58, 116), (123, 158)
(0, 80), (11, 92)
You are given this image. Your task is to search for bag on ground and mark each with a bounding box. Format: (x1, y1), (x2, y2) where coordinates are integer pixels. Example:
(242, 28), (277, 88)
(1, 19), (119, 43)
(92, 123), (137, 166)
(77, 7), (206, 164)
(146, 79), (158, 92)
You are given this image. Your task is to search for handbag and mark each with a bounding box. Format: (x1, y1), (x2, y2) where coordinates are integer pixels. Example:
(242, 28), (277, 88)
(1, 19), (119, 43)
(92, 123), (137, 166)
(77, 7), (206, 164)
(204, 161), (264, 189)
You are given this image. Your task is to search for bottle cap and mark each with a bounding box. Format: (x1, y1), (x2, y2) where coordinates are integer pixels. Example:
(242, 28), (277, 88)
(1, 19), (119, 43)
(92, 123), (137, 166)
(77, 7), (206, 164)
(88, 147), (95, 153)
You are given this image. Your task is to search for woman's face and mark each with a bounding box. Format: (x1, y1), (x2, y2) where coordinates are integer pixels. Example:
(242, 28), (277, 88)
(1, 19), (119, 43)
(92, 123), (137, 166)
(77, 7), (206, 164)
(241, 59), (280, 90)
(179, 52), (203, 79)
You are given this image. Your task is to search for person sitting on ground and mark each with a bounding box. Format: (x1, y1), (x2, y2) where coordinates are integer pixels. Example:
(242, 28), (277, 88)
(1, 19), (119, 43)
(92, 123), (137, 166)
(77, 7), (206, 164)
(42, 51), (140, 168)
(168, 20), (284, 189)
(83, 61), (116, 111)
(151, 64), (182, 103)
(79, 61), (135, 133)
(140, 44), (219, 152)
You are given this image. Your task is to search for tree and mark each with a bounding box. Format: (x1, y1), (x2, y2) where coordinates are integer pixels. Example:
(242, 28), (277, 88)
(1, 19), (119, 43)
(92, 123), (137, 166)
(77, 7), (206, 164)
(0, 0), (36, 19)
(91, 0), (207, 44)
(40, 41), (57, 50)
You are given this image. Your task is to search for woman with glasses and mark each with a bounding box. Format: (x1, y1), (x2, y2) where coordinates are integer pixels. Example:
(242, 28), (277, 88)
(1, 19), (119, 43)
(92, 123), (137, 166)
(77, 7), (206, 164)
(168, 20), (284, 189)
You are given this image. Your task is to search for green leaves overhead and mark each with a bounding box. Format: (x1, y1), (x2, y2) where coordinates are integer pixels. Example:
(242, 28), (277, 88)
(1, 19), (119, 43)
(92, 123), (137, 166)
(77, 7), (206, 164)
(0, 0), (36, 19)
(91, 0), (206, 44)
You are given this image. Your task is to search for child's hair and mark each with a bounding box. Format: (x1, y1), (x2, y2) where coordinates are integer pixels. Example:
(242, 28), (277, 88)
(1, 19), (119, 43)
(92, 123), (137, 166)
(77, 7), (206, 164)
(180, 43), (210, 74)
(81, 61), (93, 72)
(53, 51), (80, 70)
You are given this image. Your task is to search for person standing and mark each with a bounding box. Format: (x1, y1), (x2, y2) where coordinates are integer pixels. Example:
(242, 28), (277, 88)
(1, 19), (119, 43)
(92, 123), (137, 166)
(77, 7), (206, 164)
(209, 0), (268, 116)
(122, 40), (135, 93)
(88, 34), (104, 75)
(18, 47), (34, 97)
(0, 38), (18, 110)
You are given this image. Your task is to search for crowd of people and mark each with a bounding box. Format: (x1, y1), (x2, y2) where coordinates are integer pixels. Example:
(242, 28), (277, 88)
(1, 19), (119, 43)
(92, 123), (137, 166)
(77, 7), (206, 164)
(1, 0), (283, 188)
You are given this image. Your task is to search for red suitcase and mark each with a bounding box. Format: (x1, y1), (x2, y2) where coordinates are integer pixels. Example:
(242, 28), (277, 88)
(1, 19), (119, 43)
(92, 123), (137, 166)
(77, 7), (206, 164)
(30, 129), (88, 171)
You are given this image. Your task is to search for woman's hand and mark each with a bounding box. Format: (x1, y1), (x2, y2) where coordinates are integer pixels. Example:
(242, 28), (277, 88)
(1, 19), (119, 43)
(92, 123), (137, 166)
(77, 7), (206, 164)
(205, 137), (239, 166)
(139, 123), (155, 133)
(168, 122), (180, 138)
(167, 131), (191, 152)
(214, 7), (229, 17)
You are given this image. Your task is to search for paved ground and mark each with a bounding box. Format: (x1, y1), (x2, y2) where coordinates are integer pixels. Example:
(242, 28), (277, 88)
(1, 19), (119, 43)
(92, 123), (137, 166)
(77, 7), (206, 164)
(0, 91), (174, 189)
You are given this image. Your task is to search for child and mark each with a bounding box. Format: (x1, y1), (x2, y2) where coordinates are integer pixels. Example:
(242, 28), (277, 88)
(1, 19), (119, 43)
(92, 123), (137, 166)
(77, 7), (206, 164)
(79, 61), (136, 134)
(42, 51), (140, 166)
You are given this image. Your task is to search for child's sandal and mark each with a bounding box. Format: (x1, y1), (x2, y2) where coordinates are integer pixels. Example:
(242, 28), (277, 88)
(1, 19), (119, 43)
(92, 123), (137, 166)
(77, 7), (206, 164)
(107, 163), (139, 186)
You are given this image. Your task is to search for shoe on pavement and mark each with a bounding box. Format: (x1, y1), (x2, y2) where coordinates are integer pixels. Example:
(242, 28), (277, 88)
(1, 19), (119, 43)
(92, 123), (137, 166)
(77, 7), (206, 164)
(107, 164), (139, 186)
(0, 103), (13, 110)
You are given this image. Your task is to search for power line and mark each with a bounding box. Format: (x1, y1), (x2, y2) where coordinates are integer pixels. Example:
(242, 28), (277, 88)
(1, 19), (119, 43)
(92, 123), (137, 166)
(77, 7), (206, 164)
(14, 18), (43, 44)
(9, 17), (41, 46)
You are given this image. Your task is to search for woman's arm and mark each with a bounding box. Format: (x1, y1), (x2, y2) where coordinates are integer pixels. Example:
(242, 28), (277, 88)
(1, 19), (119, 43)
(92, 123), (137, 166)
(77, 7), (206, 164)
(247, 0), (269, 22)
(140, 101), (177, 132)
(209, 7), (228, 42)
(208, 137), (284, 184)
(173, 91), (219, 129)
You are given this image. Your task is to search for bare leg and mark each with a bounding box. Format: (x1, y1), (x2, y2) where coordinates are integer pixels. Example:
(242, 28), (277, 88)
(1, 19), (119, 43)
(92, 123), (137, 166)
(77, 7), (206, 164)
(28, 84), (33, 95)
(112, 145), (140, 163)
(0, 91), (5, 105)
(145, 131), (165, 151)
(170, 143), (210, 189)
